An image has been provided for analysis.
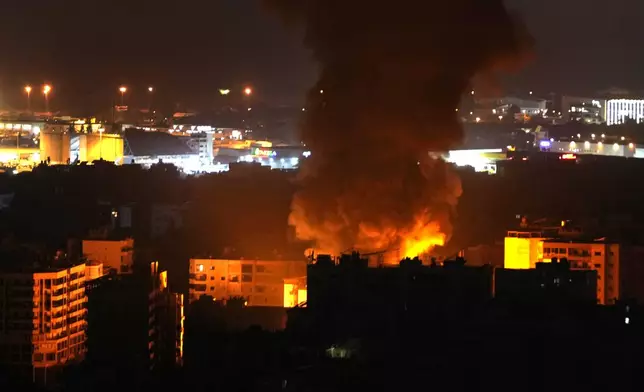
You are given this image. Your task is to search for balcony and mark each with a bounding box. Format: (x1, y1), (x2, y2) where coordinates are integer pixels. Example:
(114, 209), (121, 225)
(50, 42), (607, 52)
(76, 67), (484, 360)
(189, 274), (207, 282)
(189, 284), (206, 292)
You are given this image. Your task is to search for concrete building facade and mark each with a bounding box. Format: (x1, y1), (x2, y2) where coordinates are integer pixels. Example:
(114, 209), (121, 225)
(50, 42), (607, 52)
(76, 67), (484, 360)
(0, 262), (88, 382)
(504, 230), (642, 305)
(82, 238), (134, 274)
(188, 259), (307, 307)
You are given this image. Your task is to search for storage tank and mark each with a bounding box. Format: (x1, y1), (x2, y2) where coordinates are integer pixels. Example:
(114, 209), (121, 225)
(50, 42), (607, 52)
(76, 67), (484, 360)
(39, 131), (70, 163)
(79, 133), (124, 163)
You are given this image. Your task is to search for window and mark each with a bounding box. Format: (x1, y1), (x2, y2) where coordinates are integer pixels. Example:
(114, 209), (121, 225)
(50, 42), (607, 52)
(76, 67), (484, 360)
(229, 275), (239, 283)
(256, 265), (266, 273)
(242, 274), (253, 283)
(197, 264), (204, 272)
(544, 248), (550, 254)
(210, 276), (214, 280)
(559, 248), (566, 254)
(210, 266), (215, 271)
(210, 287), (215, 291)
(594, 252), (602, 256)
(594, 264), (601, 269)
(241, 264), (253, 274)
(221, 277), (225, 281)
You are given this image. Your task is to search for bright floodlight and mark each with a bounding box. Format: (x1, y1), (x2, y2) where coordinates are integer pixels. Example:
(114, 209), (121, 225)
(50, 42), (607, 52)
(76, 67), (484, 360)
(119, 86), (127, 93)
(148, 86), (154, 92)
(43, 85), (51, 94)
(219, 89), (231, 95)
(243, 87), (253, 96)
(24, 86), (32, 94)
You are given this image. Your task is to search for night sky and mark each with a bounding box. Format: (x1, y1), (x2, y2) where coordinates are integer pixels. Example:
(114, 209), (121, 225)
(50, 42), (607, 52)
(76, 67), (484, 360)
(0, 0), (642, 111)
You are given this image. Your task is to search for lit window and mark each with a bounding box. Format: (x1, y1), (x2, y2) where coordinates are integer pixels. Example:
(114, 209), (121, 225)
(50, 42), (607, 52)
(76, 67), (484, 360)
(197, 264), (204, 272)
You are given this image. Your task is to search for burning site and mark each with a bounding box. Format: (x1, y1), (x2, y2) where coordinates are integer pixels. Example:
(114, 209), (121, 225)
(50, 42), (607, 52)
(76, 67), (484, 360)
(267, 0), (532, 264)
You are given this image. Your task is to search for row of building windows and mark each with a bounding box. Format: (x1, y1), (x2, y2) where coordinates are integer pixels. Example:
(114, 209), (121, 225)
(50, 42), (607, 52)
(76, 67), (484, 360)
(195, 264), (274, 274)
(544, 247), (605, 257)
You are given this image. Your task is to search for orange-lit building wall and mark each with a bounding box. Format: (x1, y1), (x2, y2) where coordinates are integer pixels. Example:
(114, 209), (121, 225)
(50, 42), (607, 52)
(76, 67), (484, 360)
(283, 284), (296, 308)
(0, 263), (88, 370)
(297, 289), (307, 305)
(283, 277), (307, 308)
(504, 234), (544, 269)
(189, 259), (307, 307)
(541, 241), (620, 305)
(78, 133), (124, 163)
(40, 131), (71, 164)
(85, 262), (104, 281)
(82, 238), (134, 274)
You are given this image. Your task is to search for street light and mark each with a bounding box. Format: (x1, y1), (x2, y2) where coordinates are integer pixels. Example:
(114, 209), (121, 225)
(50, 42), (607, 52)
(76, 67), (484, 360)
(147, 86), (154, 111)
(42, 85), (52, 113)
(219, 89), (231, 96)
(24, 86), (32, 111)
(243, 87), (253, 96)
(119, 86), (127, 106)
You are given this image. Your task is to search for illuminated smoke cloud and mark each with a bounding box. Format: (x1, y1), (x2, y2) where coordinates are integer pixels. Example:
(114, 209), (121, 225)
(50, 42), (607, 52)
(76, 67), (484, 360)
(266, 0), (532, 261)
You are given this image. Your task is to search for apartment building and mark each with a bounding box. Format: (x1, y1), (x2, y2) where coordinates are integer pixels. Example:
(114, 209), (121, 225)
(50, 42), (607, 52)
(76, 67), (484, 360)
(82, 238), (134, 274)
(540, 240), (619, 305)
(504, 228), (644, 305)
(0, 262), (88, 382)
(188, 259), (307, 306)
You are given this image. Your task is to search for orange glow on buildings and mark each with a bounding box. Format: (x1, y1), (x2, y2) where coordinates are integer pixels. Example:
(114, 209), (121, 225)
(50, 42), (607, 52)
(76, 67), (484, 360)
(189, 259), (307, 307)
(283, 277), (307, 308)
(0, 262), (89, 378)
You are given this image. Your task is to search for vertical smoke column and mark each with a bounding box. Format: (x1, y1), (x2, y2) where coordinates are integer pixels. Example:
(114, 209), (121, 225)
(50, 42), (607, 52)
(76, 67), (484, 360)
(267, 0), (532, 260)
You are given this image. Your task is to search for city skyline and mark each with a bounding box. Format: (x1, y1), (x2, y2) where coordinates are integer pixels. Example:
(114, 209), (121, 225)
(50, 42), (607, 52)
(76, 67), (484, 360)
(0, 0), (642, 111)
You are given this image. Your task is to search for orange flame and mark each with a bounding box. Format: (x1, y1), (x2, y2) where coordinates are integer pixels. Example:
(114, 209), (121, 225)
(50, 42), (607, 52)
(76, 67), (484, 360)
(400, 215), (446, 259)
(304, 212), (446, 263)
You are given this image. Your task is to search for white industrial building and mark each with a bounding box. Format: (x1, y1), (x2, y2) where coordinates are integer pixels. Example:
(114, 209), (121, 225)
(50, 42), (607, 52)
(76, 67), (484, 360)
(605, 99), (644, 126)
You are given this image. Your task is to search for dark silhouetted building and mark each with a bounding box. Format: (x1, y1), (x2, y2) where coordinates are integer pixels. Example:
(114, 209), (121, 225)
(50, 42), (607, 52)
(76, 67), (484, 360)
(86, 261), (183, 378)
(495, 258), (598, 304)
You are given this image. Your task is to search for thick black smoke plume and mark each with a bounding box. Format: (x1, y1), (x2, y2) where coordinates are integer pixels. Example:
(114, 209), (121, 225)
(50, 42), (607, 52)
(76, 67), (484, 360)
(267, 0), (532, 259)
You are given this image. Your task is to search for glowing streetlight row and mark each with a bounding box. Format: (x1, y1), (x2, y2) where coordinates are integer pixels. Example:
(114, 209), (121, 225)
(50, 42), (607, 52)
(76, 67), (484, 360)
(23, 84), (255, 110)
(118, 86), (155, 94)
(23, 84), (52, 112)
(218, 87), (254, 96)
(23, 84), (51, 95)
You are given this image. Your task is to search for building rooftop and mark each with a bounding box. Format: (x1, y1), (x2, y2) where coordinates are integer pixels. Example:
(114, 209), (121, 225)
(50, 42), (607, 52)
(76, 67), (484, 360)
(124, 129), (194, 157)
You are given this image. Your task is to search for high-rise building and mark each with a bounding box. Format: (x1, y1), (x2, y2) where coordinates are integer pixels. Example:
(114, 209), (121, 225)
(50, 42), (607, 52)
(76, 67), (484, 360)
(504, 229), (644, 305)
(541, 240), (619, 305)
(188, 259), (307, 306)
(86, 262), (183, 374)
(0, 261), (88, 383)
